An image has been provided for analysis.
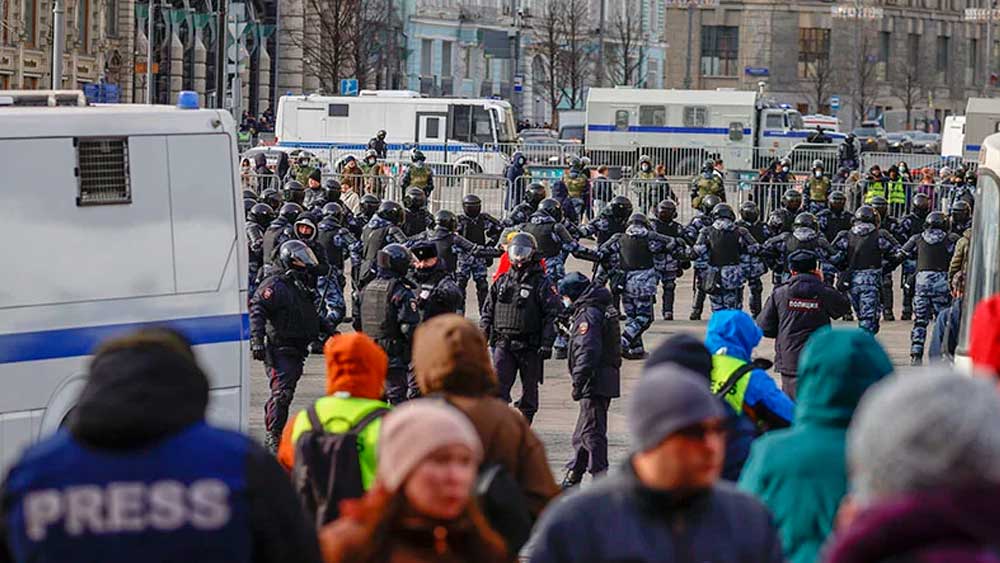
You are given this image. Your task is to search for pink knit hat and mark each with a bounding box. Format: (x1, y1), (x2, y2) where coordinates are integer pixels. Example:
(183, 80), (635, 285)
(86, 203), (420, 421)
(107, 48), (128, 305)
(376, 401), (483, 492)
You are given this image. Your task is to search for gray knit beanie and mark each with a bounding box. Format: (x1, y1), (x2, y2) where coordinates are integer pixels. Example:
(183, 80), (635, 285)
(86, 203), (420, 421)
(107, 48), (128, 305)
(848, 369), (1000, 506)
(629, 364), (726, 453)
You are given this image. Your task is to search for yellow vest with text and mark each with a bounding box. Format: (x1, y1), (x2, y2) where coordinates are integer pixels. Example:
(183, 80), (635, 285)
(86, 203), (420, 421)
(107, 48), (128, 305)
(710, 355), (751, 413)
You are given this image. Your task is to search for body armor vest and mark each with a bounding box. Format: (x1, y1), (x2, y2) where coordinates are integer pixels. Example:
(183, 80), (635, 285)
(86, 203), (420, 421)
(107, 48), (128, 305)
(848, 231), (882, 270)
(917, 236), (952, 272)
(461, 217), (487, 245)
(523, 222), (561, 258)
(824, 212), (852, 242)
(599, 218), (626, 245)
(494, 277), (543, 337)
(316, 225), (345, 267)
(619, 235), (655, 271)
(360, 278), (401, 340)
(264, 277), (321, 345)
(708, 229), (741, 266)
(430, 231), (459, 272)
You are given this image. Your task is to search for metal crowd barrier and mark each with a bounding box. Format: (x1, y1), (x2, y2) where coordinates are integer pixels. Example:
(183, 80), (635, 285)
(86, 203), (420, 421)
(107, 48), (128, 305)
(858, 152), (958, 175)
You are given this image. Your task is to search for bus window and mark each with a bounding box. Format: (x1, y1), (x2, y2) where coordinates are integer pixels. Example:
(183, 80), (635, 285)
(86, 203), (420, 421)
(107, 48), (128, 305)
(491, 107), (517, 143)
(615, 110), (630, 131)
(640, 106), (666, 126)
(728, 122), (744, 141)
(683, 106), (707, 127)
(472, 106), (493, 145)
(960, 171), (1000, 351)
(450, 105), (472, 143)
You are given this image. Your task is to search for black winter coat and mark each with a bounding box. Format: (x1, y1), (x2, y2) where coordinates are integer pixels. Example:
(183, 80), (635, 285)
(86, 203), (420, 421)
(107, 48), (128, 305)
(756, 273), (852, 376)
(568, 285), (621, 399)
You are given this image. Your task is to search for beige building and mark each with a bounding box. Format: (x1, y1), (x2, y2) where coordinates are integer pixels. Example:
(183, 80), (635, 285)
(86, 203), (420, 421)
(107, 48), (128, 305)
(663, 0), (995, 130)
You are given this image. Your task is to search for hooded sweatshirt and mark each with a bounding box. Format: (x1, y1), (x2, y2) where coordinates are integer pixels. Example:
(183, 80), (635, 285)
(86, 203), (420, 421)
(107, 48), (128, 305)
(738, 326), (893, 563)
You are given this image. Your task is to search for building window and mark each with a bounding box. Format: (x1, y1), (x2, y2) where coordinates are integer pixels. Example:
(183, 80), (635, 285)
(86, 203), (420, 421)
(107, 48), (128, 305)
(639, 105), (666, 126)
(441, 41), (452, 77)
(970, 37), (979, 69)
(22, 75), (38, 89)
(878, 31), (890, 63)
(700, 26), (739, 77)
(463, 47), (472, 79)
(420, 39), (432, 76)
(76, 0), (89, 52)
(0, 75), (9, 89)
(908, 33), (920, 68)
(23, 0), (37, 47)
(798, 28), (831, 79)
(484, 55), (493, 81)
(106, 0), (118, 37)
(937, 36), (950, 73)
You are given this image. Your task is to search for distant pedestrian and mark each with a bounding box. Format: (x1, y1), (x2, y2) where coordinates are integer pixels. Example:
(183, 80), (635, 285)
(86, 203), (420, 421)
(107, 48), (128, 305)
(530, 366), (784, 563)
(928, 271), (965, 362)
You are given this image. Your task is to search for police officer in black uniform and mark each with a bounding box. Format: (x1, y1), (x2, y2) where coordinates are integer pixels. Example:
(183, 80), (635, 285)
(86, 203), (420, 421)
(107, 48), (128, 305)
(281, 180), (306, 206)
(410, 209), (502, 276)
(247, 203), (275, 299)
(250, 240), (329, 451)
(358, 243), (421, 404)
(410, 241), (464, 321)
(259, 187), (282, 212)
(684, 194), (722, 320)
(580, 195), (632, 244)
(481, 233), (564, 425)
(817, 191), (853, 243)
(737, 200), (769, 316)
(557, 272), (621, 490)
(895, 192), (933, 320)
(505, 182), (548, 227)
(651, 199), (689, 320)
(870, 195), (900, 321)
(368, 129), (388, 159)
(457, 194), (504, 314)
(358, 193), (381, 225)
(259, 202), (304, 280)
(358, 201), (409, 286)
(950, 199), (973, 236)
(315, 202), (359, 332)
(401, 187), (434, 238)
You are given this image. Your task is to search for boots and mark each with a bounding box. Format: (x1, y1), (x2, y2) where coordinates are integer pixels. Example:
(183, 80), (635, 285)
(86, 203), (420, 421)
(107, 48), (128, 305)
(901, 310), (912, 321)
(910, 354), (923, 366)
(554, 347), (568, 360)
(662, 311), (674, 321)
(689, 309), (702, 321)
(560, 469), (584, 490)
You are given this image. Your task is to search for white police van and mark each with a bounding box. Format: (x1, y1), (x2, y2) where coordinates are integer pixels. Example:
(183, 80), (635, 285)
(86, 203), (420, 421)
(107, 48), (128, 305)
(0, 90), (250, 471)
(275, 90), (517, 174)
(962, 98), (1000, 163)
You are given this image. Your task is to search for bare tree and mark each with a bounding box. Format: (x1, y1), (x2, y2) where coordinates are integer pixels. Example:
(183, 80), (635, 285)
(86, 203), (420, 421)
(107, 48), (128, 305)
(892, 48), (932, 129)
(606, 2), (643, 86)
(559, 0), (590, 109)
(530, 0), (566, 127)
(838, 30), (881, 125)
(800, 54), (835, 114)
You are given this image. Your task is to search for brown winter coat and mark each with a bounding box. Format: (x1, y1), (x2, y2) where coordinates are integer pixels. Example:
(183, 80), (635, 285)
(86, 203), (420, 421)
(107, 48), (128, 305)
(949, 228), (971, 283)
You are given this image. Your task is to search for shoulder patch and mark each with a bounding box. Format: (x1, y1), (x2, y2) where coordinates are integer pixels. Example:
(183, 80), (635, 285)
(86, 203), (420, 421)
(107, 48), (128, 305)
(577, 321), (589, 335)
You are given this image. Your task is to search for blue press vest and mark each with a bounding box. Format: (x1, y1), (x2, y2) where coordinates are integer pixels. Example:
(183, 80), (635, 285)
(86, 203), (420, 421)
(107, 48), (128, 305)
(4, 423), (252, 563)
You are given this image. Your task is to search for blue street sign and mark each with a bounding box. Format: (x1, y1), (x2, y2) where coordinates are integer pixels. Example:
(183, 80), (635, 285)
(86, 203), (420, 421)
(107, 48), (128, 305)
(744, 66), (769, 77)
(340, 78), (359, 96)
(830, 95), (841, 110)
(514, 74), (523, 93)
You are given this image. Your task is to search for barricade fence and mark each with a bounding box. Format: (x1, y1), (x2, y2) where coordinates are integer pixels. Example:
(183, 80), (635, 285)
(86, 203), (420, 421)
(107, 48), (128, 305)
(858, 152), (970, 176)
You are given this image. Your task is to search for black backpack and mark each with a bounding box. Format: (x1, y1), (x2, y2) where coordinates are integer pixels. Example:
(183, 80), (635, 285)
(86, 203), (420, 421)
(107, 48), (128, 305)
(291, 405), (389, 527)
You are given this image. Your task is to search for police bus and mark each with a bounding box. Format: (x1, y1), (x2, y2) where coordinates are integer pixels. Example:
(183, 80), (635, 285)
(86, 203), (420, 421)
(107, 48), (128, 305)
(0, 90), (250, 470)
(274, 90), (518, 174)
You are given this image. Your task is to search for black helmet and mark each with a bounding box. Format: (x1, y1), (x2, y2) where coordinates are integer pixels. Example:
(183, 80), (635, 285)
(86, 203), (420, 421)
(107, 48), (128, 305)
(281, 180), (305, 205)
(539, 198), (563, 222)
(377, 243), (413, 277)
(700, 194), (722, 214)
(403, 187), (427, 210)
(854, 205), (880, 227)
(558, 272), (590, 301)
(435, 209), (459, 232)
(782, 189), (802, 211)
(411, 149), (426, 163)
(278, 239), (319, 273)
(713, 203), (736, 221)
(610, 196), (633, 221)
(244, 198), (256, 215)
(248, 203), (276, 226)
(376, 129), (386, 139)
(925, 211), (949, 231)
(830, 191), (847, 212)
(293, 217), (318, 241)
(739, 201), (759, 224)
(702, 158), (715, 173)
(278, 202), (303, 223)
(462, 194), (482, 218)
(911, 193), (931, 218)
(507, 232), (538, 268)
(951, 200), (971, 223)
(377, 200), (405, 226)
(629, 212), (651, 228)
(322, 202), (345, 225)
(359, 194), (381, 218)
(869, 196), (889, 218)
(767, 211), (786, 231)
(657, 199), (677, 222)
(323, 178), (342, 203)
(525, 182), (547, 207)
(242, 189), (257, 201)
(793, 212), (818, 231)
(259, 188), (281, 210)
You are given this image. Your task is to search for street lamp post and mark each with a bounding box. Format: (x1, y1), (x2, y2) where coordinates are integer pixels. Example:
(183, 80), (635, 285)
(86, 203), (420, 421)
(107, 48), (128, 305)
(965, 5), (1000, 96)
(831, 1), (884, 128)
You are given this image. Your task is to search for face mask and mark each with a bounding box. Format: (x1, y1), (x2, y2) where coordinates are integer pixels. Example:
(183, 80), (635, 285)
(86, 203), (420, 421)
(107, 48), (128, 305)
(782, 166), (790, 173)
(641, 164), (651, 172)
(814, 171), (822, 178)
(562, 297), (573, 308)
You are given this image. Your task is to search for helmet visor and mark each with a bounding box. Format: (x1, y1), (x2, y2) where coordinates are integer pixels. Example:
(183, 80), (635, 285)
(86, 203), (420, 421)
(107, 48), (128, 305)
(507, 244), (534, 265)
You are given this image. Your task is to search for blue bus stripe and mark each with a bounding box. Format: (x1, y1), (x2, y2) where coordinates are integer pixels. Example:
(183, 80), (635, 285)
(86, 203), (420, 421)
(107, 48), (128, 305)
(966, 144), (982, 152)
(0, 314), (249, 365)
(278, 141), (488, 153)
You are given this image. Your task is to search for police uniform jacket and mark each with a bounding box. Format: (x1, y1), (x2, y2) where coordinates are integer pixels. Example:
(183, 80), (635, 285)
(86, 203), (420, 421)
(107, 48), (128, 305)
(568, 285), (621, 400)
(250, 273), (323, 351)
(480, 260), (563, 349)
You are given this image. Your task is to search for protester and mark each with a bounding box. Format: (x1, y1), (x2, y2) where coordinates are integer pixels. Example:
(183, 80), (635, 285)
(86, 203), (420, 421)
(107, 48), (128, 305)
(738, 326), (893, 563)
(825, 372), (1000, 562)
(0, 328), (321, 563)
(530, 366), (784, 563)
(411, 314), (559, 521)
(318, 401), (510, 563)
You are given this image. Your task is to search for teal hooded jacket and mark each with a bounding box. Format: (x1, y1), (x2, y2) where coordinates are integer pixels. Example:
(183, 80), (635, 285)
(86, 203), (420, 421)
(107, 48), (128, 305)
(737, 326), (893, 563)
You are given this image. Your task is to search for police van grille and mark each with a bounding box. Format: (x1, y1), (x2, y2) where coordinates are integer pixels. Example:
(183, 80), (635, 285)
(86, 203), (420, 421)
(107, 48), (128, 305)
(76, 138), (131, 206)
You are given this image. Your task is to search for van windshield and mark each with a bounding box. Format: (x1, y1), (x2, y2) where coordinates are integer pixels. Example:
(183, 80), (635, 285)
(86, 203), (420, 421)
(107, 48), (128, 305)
(787, 111), (805, 130)
(492, 107), (517, 143)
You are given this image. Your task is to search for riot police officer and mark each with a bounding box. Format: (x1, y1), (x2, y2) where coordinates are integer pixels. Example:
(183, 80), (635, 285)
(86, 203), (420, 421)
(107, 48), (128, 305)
(694, 203), (760, 312)
(830, 206), (902, 334)
(457, 194), (504, 314)
(247, 203), (275, 299)
(803, 160), (831, 213)
(817, 191), (853, 243)
(899, 211), (960, 365)
(401, 149), (434, 196)
(358, 193), (381, 225)
(652, 199), (689, 320)
(281, 180), (306, 206)
(368, 129), (387, 159)
(259, 187), (282, 212)
(481, 233), (564, 424)
(505, 182), (547, 227)
(761, 212), (834, 286)
(691, 158), (726, 210)
(250, 240), (328, 451)
(410, 209), (502, 277)
(736, 200), (768, 316)
(598, 213), (689, 359)
(581, 195), (632, 245)
(684, 194), (722, 320)
(316, 202), (359, 332)
(410, 240), (464, 322)
(520, 198), (599, 284)
(357, 200), (409, 289)
(259, 202), (304, 279)
(895, 192), (933, 320)
(870, 195), (899, 321)
(401, 186), (435, 238)
(358, 243), (420, 404)
(950, 199), (973, 236)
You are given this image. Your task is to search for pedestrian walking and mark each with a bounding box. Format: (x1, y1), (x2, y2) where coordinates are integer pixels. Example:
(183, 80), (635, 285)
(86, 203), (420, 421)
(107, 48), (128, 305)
(928, 271), (965, 362)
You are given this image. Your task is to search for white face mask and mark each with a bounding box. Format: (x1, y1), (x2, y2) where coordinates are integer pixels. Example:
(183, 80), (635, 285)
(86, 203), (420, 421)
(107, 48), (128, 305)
(562, 297), (573, 308)
(782, 166), (790, 173)
(814, 170), (822, 178)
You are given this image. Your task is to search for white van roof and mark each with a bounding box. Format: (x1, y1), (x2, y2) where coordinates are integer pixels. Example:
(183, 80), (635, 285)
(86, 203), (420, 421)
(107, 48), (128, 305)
(0, 104), (234, 139)
(586, 88), (757, 106)
(282, 93), (513, 109)
(966, 98), (1000, 114)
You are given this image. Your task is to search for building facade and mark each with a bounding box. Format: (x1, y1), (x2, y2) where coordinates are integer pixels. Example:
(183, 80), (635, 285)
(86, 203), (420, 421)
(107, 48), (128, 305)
(664, 0), (997, 131)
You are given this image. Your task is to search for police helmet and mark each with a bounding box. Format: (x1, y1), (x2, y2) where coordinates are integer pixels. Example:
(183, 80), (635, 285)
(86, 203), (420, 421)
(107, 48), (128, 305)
(812, 159), (825, 170)
(558, 272), (591, 302)
(293, 217), (318, 241)
(403, 187), (427, 210)
(581, 156), (592, 167)
(259, 188), (281, 210)
(377, 243), (413, 277)
(951, 200), (972, 222)
(435, 209), (459, 232)
(782, 189), (802, 210)
(281, 180), (306, 205)
(713, 203), (736, 222)
(278, 202), (304, 223)
(507, 232), (538, 268)
(793, 212), (819, 231)
(278, 239), (319, 273)
(700, 194), (722, 214)
(767, 211), (786, 230)
(323, 179), (342, 204)
(639, 154), (653, 166)
(567, 155), (582, 170)
(364, 149), (378, 162)
(657, 199), (677, 222)
(411, 149), (426, 163)
(925, 211), (949, 231)
(779, 157), (792, 168)
(854, 205), (880, 227)
(462, 194), (483, 218)
(512, 151), (526, 167)
(377, 200), (405, 226)
(829, 191), (847, 212)
(610, 196), (634, 221)
(539, 198), (563, 222)
(629, 213), (652, 229)
(243, 189), (257, 201)
(739, 201), (759, 224)
(911, 193), (931, 218)
(869, 196), (889, 218)
(702, 158), (715, 173)
(244, 198), (256, 215)
(322, 202), (345, 225)
(248, 203), (276, 226)
(376, 129), (387, 139)
(359, 194), (381, 218)
(525, 182), (548, 207)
